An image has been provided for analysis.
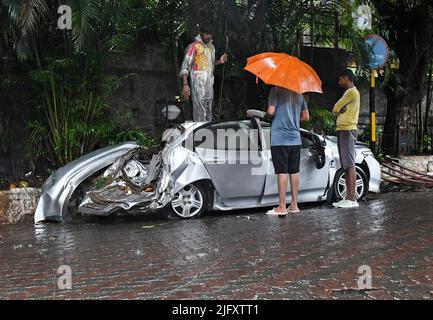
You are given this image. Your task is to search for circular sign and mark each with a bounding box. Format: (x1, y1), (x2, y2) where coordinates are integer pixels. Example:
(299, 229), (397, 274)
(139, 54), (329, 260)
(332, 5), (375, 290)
(364, 34), (389, 70)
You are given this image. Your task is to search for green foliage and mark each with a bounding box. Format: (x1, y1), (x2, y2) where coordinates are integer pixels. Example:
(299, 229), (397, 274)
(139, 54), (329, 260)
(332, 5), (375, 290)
(0, 0), (49, 62)
(422, 134), (432, 154)
(16, 1), (140, 168)
(91, 176), (110, 190)
(100, 111), (160, 147)
(358, 122), (384, 160)
(301, 108), (336, 135)
(0, 111), (11, 156)
(107, 128), (158, 148)
(153, 126), (167, 144)
(374, 149), (384, 162)
(0, 177), (8, 190)
(28, 56), (122, 166)
(359, 122), (383, 143)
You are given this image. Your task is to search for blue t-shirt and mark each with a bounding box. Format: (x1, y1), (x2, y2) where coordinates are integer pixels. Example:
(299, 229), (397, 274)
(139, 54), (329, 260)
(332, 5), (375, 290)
(269, 87), (308, 146)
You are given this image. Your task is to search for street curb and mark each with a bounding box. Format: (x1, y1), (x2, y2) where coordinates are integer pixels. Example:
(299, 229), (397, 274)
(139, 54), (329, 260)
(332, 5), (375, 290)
(0, 188), (42, 224)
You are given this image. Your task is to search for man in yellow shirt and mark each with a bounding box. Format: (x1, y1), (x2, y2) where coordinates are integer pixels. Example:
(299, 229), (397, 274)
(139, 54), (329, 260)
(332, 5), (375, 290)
(332, 69), (360, 208)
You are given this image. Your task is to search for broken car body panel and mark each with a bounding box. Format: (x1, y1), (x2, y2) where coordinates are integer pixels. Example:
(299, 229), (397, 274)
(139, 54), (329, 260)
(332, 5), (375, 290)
(34, 142), (140, 223)
(35, 119), (382, 223)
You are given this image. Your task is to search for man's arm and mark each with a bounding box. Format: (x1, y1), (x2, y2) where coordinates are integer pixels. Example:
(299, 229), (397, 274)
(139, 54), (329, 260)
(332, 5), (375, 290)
(180, 44), (195, 99)
(300, 95), (309, 122)
(215, 53), (228, 66)
(332, 90), (352, 115)
(265, 106), (276, 119)
(301, 109), (310, 122)
(265, 87), (277, 119)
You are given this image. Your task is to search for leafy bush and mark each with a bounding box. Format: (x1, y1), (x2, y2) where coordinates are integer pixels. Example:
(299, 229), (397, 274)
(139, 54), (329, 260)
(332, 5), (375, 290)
(302, 108), (336, 135)
(106, 129), (158, 148)
(28, 58), (124, 166)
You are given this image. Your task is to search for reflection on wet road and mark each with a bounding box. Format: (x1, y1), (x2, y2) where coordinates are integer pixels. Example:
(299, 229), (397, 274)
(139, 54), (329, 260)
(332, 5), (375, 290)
(1, 190), (433, 300)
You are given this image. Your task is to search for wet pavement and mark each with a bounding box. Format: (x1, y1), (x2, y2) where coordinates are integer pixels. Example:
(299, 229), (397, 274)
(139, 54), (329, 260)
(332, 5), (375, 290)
(1, 190), (433, 300)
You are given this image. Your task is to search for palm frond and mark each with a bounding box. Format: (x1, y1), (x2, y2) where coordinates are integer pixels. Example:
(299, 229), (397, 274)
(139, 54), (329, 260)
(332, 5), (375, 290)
(71, 0), (103, 52)
(0, 0), (48, 61)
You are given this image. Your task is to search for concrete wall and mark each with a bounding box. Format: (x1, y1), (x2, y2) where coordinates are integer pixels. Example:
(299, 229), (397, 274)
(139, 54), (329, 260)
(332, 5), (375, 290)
(0, 188), (41, 223)
(108, 42), (181, 135)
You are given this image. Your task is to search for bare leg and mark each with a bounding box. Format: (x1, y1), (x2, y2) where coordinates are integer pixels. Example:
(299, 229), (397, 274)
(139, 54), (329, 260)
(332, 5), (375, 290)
(345, 167), (356, 201)
(276, 174), (288, 213)
(289, 173), (300, 211)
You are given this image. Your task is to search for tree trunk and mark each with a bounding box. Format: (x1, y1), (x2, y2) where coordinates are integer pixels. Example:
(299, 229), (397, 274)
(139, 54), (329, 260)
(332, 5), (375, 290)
(382, 87), (399, 155)
(373, 0), (433, 155)
(424, 61), (433, 142)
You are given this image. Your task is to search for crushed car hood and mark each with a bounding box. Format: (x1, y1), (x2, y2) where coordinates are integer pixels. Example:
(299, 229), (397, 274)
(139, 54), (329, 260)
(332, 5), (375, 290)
(34, 142), (169, 223)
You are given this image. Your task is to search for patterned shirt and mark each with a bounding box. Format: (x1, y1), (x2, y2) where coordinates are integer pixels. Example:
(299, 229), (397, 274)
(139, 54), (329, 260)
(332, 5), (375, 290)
(180, 34), (215, 84)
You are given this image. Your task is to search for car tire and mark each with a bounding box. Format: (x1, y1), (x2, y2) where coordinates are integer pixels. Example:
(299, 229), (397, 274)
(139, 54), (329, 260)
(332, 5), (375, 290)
(166, 183), (208, 219)
(332, 166), (368, 202)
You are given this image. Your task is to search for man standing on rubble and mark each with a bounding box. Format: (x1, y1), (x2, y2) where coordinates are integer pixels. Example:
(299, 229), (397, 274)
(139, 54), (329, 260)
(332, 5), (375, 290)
(180, 23), (228, 122)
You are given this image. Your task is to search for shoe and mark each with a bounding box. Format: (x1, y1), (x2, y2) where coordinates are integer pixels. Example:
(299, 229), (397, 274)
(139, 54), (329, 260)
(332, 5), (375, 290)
(332, 199), (359, 208)
(287, 205), (301, 214)
(287, 206), (300, 214)
(266, 208), (288, 216)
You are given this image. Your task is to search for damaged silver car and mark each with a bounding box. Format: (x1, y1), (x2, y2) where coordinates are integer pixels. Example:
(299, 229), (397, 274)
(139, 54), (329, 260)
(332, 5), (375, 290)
(34, 118), (381, 223)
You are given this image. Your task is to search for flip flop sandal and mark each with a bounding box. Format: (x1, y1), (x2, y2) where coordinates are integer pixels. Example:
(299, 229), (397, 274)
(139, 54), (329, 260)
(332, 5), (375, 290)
(287, 208), (301, 214)
(266, 208), (288, 216)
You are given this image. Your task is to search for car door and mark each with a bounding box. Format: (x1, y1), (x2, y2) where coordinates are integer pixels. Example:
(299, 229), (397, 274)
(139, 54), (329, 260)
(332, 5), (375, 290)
(194, 121), (266, 206)
(260, 124), (330, 205)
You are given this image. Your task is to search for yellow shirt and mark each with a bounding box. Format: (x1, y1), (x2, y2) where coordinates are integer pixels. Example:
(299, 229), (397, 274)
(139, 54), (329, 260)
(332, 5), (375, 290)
(332, 87), (360, 131)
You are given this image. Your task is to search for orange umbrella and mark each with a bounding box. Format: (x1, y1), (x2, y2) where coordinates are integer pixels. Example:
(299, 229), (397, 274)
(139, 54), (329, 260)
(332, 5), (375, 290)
(244, 52), (323, 94)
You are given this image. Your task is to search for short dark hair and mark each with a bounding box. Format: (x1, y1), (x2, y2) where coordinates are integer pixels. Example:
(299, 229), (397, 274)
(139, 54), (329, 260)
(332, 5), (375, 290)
(338, 69), (355, 82)
(199, 23), (214, 34)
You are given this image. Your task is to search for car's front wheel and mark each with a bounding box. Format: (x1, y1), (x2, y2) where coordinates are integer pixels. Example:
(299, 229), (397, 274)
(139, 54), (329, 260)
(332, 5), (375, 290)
(332, 166), (368, 202)
(169, 183), (207, 219)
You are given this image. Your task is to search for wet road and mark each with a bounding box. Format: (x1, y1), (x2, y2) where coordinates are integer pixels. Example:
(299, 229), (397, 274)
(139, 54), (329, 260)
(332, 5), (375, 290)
(1, 190), (433, 300)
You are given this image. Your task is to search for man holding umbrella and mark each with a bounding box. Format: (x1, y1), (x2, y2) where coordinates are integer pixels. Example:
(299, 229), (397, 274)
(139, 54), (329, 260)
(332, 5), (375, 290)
(245, 53), (322, 216)
(248, 87), (310, 215)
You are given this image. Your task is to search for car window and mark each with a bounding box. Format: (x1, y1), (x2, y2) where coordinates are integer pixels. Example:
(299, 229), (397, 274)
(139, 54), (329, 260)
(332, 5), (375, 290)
(194, 122), (257, 151)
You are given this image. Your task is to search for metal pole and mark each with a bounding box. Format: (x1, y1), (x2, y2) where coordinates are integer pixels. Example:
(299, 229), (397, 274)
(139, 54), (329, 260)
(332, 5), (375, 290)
(370, 70), (376, 152)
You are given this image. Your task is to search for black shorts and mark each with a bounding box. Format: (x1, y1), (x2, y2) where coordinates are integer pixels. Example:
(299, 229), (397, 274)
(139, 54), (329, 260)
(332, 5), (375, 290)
(271, 145), (301, 174)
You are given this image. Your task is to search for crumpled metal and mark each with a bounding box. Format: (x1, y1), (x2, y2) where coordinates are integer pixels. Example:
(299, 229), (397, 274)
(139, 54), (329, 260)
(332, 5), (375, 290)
(77, 148), (168, 216)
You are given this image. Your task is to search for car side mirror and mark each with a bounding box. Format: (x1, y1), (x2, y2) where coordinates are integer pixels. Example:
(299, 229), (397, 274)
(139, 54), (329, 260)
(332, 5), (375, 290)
(310, 135), (326, 169)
